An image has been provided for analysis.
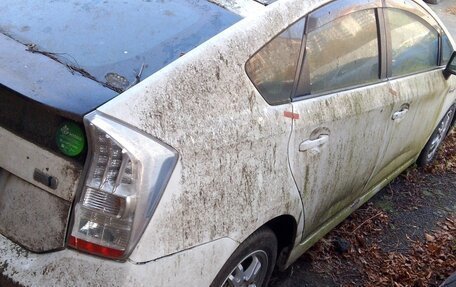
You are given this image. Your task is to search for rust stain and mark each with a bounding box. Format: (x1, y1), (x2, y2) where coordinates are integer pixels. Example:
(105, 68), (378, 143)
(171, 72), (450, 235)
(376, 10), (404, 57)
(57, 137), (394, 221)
(389, 87), (398, 97)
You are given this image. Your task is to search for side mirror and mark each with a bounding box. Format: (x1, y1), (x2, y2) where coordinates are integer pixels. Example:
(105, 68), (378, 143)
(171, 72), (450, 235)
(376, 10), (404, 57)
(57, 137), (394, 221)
(444, 51), (456, 79)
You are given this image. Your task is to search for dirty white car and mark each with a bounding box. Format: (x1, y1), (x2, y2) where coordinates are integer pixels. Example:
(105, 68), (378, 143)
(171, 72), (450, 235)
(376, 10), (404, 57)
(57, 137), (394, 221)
(1, 0), (455, 286)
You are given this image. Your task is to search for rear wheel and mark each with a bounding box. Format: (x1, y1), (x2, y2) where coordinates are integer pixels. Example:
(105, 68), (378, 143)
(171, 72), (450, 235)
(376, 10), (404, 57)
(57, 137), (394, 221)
(417, 105), (455, 167)
(211, 227), (277, 287)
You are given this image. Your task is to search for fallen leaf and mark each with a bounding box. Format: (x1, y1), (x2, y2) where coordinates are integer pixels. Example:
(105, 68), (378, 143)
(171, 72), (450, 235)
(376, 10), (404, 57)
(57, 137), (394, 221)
(425, 233), (435, 242)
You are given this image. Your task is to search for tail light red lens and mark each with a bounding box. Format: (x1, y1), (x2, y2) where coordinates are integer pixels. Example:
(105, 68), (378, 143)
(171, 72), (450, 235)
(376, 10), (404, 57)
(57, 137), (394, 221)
(68, 112), (178, 260)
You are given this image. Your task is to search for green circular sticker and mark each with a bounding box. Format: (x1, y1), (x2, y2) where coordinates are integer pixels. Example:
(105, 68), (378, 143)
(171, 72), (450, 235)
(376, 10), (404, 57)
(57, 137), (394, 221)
(56, 122), (86, 157)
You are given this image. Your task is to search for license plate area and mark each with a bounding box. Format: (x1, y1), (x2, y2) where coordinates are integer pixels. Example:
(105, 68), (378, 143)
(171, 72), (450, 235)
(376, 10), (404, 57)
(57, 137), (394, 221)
(0, 168), (71, 252)
(0, 126), (81, 201)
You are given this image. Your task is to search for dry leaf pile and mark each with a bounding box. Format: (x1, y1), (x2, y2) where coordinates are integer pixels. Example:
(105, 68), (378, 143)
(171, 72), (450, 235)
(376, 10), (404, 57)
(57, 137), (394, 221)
(425, 129), (456, 174)
(308, 208), (455, 286)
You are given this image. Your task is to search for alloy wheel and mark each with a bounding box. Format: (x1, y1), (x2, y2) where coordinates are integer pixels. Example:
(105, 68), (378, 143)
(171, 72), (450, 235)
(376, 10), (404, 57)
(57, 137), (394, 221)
(426, 109), (454, 162)
(222, 250), (269, 287)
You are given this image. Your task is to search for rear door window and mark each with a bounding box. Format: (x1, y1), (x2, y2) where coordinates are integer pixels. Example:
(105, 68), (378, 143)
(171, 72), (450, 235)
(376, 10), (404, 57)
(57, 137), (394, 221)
(386, 9), (439, 77)
(296, 9), (380, 96)
(246, 18), (305, 105)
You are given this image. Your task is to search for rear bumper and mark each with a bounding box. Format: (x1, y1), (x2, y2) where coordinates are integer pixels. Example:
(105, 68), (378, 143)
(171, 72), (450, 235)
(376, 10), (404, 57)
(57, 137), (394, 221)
(0, 234), (238, 287)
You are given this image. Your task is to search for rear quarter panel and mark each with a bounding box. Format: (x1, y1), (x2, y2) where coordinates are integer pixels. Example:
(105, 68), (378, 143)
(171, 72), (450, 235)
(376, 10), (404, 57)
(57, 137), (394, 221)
(97, 0), (333, 263)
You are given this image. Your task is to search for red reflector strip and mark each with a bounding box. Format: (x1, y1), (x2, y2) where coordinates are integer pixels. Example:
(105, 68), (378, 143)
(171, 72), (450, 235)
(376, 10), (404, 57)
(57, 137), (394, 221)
(68, 236), (124, 259)
(284, 111), (300, 120)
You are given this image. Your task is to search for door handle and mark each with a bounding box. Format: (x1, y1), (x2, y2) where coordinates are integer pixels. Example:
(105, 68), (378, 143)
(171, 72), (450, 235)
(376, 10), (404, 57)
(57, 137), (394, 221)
(392, 105), (409, 121)
(299, 135), (329, 152)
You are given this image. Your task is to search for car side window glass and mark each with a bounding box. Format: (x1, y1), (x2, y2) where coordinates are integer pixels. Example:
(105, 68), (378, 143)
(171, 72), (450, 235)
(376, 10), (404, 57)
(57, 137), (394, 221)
(442, 33), (454, 66)
(246, 18), (305, 105)
(387, 9), (439, 77)
(298, 9), (379, 96)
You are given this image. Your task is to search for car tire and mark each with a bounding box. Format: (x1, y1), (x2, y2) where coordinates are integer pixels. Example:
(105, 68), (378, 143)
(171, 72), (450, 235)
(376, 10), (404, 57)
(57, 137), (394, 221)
(210, 227), (277, 287)
(417, 105), (455, 167)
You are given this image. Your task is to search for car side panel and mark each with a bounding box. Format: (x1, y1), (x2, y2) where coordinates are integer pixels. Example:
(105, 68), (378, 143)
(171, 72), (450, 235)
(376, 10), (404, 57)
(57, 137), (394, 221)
(290, 81), (395, 237)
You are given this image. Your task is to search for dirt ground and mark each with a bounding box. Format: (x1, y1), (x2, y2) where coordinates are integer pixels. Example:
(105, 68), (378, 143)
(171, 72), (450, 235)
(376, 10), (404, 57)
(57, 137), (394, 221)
(270, 128), (456, 287)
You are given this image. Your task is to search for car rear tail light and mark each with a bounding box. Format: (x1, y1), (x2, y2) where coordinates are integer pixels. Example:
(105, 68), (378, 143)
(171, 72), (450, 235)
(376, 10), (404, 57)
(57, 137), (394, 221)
(68, 112), (178, 260)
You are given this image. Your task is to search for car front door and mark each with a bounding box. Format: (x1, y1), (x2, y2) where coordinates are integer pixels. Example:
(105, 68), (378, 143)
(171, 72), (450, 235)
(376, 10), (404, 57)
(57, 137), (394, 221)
(288, 4), (395, 237)
(366, 3), (451, 190)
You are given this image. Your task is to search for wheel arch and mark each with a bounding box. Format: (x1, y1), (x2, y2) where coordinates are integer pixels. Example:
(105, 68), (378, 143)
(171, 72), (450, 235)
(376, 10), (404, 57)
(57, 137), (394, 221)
(417, 103), (456, 166)
(263, 214), (298, 271)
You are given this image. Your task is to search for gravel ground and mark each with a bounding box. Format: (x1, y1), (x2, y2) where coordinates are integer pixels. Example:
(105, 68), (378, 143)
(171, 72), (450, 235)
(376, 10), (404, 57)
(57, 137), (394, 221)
(431, 0), (456, 34)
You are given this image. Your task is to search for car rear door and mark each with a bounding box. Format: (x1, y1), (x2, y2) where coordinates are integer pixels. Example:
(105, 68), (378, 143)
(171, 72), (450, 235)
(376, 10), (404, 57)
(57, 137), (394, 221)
(288, 2), (394, 237)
